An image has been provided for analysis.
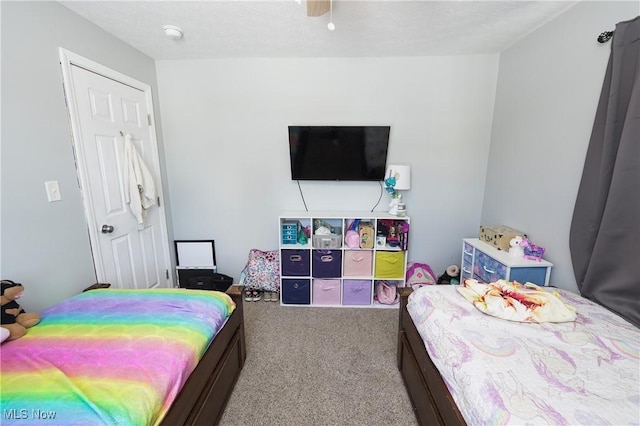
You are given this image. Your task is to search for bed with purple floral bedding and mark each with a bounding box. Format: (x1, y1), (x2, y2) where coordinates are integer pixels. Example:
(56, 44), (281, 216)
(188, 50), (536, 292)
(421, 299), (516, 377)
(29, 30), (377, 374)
(398, 284), (639, 425)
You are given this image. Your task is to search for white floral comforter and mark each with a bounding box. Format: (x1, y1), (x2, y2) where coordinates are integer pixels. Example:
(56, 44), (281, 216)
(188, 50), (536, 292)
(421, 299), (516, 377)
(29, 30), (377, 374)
(407, 285), (640, 426)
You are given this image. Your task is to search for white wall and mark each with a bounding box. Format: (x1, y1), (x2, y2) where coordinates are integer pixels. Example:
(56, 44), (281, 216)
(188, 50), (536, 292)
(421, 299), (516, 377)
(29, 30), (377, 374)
(0, 1), (171, 311)
(483, 1), (639, 292)
(6, 1), (630, 313)
(156, 56), (499, 280)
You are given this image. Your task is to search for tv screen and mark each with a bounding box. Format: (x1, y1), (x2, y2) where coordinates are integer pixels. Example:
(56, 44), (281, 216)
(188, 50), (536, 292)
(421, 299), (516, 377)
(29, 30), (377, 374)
(288, 126), (390, 181)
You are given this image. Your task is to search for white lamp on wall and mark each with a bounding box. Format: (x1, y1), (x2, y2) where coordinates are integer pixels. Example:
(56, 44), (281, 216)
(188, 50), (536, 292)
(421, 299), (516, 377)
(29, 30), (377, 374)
(385, 164), (411, 215)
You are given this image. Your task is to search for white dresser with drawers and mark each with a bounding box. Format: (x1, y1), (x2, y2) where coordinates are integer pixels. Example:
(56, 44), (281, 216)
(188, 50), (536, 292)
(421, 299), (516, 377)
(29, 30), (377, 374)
(460, 238), (553, 286)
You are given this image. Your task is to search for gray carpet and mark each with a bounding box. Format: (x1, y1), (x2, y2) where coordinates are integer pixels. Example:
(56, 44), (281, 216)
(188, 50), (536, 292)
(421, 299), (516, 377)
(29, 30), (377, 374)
(219, 300), (418, 426)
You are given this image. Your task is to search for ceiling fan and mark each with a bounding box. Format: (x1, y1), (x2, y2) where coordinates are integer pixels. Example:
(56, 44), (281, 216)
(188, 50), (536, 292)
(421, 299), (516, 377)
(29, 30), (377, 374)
(306, 0), (330, 17)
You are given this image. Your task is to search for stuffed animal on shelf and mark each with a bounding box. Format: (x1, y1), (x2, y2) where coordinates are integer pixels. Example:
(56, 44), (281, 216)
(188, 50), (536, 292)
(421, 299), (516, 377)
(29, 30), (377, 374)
(1, 280), (41, 342)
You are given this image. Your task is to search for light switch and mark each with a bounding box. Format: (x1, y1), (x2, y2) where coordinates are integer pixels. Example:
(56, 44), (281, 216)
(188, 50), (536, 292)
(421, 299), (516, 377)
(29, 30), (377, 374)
(45, 181), (62, 202)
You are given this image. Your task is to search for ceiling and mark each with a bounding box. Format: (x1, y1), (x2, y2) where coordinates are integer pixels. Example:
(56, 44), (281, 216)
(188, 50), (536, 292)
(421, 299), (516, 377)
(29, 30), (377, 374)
(59, 1), (581, 60)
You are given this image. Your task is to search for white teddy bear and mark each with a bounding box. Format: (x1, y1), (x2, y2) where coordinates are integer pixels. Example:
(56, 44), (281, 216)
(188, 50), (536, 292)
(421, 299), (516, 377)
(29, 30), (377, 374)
(509, 236), (525, 258)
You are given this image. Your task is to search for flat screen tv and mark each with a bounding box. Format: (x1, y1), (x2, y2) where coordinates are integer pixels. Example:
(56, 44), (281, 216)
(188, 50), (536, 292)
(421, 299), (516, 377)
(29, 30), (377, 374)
(288, 126), (390, 181)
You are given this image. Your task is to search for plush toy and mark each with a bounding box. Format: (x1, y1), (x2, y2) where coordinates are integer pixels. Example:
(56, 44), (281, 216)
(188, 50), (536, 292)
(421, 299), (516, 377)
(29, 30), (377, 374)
(509, 236), (525, 258)
(0, 327), (9, 343)
(437, 265), (461, 284)
(1, 280), (41, 342)
(522, 238), (546, 261)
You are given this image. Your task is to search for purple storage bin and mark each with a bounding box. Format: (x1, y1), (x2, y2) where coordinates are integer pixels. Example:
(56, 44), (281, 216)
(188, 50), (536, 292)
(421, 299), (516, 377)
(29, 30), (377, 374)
(281, 249), (310, 276)
(312, 250), (342, 278)
(342, 280), (372, 305)
(312, 279), (341, 305)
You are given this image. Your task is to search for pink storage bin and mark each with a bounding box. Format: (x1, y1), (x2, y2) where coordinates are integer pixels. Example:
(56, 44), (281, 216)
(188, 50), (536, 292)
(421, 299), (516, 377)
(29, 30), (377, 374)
(312, 279), (341, 305)
(343, 250), (373, 277)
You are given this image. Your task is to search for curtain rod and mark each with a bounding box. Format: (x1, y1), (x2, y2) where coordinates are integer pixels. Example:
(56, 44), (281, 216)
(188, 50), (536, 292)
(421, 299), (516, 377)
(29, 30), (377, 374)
(598, 30), (614, 43)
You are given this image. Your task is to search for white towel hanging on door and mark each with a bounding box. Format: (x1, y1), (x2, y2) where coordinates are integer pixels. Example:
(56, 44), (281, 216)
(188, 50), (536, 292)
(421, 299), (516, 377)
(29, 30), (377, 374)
(123, 133), (156, 229)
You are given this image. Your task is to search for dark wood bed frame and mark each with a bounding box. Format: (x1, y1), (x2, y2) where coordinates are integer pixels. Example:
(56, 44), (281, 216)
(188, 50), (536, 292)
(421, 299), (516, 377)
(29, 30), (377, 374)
(161, 285), (246, 426)
(397, 287), (466, 426)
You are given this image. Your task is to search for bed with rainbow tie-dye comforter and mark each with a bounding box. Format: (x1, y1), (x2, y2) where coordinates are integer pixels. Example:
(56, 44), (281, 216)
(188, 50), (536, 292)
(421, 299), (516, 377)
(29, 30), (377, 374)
(406, 285), (640, 426)
(0, 288), (236, 426)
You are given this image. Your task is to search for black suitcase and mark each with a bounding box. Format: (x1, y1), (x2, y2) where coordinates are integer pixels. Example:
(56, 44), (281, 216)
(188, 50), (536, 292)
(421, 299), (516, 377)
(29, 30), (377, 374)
(178, 269), (233, 292)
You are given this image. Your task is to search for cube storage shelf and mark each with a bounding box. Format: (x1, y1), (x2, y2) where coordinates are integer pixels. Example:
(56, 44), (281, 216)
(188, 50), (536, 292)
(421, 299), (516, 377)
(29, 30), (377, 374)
(279, 211), (410, 308)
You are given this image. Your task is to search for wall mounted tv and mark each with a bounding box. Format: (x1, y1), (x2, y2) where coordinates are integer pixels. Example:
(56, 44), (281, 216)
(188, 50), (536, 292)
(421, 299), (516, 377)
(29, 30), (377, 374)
(288, 126), (390, 181)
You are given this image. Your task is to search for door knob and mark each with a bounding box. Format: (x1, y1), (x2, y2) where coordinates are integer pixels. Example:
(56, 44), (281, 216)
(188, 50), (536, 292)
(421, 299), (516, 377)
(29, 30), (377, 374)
(101, 224), (114, 234)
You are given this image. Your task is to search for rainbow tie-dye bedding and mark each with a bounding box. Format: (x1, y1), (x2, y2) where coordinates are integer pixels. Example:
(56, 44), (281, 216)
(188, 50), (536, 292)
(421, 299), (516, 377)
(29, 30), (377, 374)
(0, 288), (235, 426)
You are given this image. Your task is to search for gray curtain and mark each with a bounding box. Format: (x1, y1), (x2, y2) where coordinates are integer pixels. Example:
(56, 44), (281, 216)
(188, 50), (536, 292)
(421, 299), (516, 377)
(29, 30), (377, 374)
(570, 16), (640, 327)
